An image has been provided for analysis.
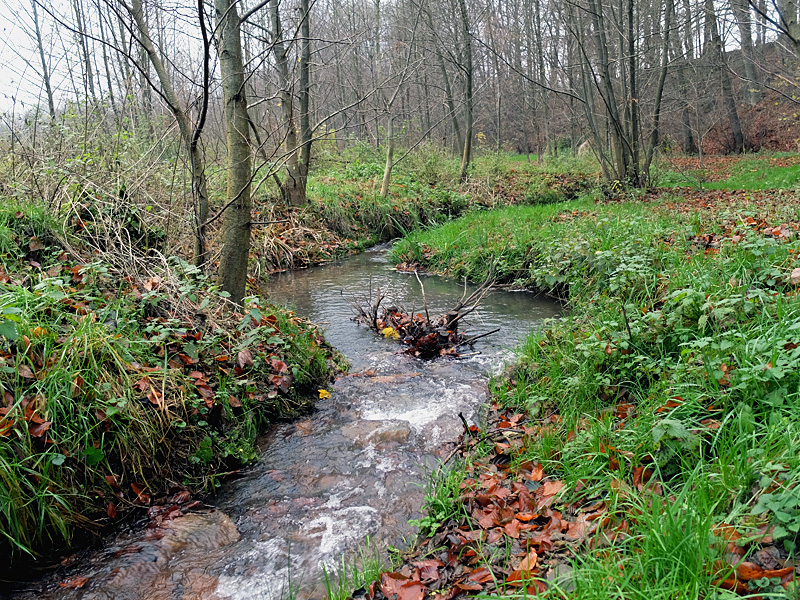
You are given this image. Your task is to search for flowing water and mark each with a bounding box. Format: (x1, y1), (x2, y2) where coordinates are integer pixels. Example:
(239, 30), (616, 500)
(11, 248), (559, 600)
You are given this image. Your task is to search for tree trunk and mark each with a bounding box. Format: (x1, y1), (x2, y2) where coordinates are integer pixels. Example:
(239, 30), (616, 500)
(297, 0), (312, 201)
(644, 0), (673, 176)
(31, 0), (55, 119)
(129, 0), (211, 268)
(457, 0), (472, 182)
(380, 115), (395, 196)
(730, 0), (761, 104)
(706, 0), (745, 152)
(215, 0), (253, 304)
(270, 0), (308, 206)
(72, 0), (97, 106)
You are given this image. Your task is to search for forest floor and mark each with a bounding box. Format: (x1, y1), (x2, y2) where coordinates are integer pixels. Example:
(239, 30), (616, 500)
(326, 155), (800, 599)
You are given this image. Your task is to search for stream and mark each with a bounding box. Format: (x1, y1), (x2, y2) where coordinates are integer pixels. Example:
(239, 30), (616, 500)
(11, 247), (560, 600)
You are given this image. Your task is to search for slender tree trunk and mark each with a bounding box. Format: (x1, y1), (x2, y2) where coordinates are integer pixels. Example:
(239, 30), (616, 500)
(644, 0), (673, 176)
(215, 0), (252, 304)
(425, 5), (462, 154)
(730, 0), (761, 104)
(73, 0), (97, 105)
(457, 0), (472, 182)
(627, 0), (640, 184)
(31, 0), (55, 119)
(706, 0), (745, 152)
(270, 0), (308, 206)
(96, 5), (118, 120)
(298, 0), (312, 196)
(380, 115), (395, 196)
(129, 0), (210, 268)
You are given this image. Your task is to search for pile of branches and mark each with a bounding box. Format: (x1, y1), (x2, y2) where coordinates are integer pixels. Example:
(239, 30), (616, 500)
(353, 270), (497, 358)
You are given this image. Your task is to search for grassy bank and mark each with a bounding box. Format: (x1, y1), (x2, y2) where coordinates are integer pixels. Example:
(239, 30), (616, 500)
(0, 205), (341, 565)
(384, 188), (800, 597)
(250, 146), (599, 273)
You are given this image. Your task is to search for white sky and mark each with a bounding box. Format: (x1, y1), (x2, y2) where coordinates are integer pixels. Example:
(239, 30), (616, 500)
(0, 0), (80, 116)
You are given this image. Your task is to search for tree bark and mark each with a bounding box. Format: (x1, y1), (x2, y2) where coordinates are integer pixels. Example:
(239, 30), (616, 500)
(215, 0), (253, 304)
(730, 0), (761, 104)
(457, 0), (472, 182)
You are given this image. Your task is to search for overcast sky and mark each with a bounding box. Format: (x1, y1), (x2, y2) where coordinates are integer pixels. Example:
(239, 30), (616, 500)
(0, 0), (78, 115)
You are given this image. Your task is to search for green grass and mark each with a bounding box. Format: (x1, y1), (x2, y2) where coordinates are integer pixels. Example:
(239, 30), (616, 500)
(389, 188), (800, 597)
(657, 154), (800, 190)
(0, 204), (340, 563)
(322, 538), (390, 600)
(292, 147), (601, 255)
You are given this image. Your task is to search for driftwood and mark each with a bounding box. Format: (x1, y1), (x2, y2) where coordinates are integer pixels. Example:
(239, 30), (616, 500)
(352, 267), (498, 358)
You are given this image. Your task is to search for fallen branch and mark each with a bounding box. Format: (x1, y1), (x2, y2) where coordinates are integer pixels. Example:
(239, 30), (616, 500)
(351, 268), (498, 358)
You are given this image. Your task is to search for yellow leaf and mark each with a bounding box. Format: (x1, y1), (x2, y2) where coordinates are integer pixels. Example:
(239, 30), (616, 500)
(318, 389), (331, 399)
(381, 327), (400, 340)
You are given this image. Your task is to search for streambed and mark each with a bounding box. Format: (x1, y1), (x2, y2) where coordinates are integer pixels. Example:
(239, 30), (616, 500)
(13, 247), (559, 600)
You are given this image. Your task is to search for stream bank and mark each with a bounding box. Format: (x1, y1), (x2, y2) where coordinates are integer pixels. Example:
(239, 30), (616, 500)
(8, 247), (560, 599)
(376, 194), (800, 598)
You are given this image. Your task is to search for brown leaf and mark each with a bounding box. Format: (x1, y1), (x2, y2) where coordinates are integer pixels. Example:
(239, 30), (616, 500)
(28, 420), (51, 438)
(131, 483), (151, 505)
(379, 572), (425, 600)
(735, 562), (766, 581)
(237, 349), (254, 369)
(504, 519), (521, 538)
(0, 417), (14, 436)
(271, 359), (288, 373)
(467, 567), (494, 584)
(227, 395), (242, 408)
(518, 549), (538, 574)
(106, 502), (117, 519)
(59, 576), (89, 589)
(105, 475), (123, 495)
(29, 237), (43, 251)
(413, 558), (444, 584)
(18, 364), (35, 379)
(537, 479), (564, 499)
(714, 576), (748, 595)
(147, 388), (163, 406)
(172, 490), (192, 504)
(142, 276), (161, 291)
(455, 581), (483, 592)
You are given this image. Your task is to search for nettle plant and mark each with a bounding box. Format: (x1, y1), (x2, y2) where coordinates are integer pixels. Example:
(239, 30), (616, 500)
(753, 470), (800, 552)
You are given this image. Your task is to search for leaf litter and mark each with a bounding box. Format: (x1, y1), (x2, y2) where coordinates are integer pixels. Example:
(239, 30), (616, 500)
(357, 397), (799, 599)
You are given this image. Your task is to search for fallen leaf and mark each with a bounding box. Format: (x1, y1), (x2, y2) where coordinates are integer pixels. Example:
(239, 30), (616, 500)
(59, 576), (89, 589)
(18, 364), (35, 379)
(237, 349), (253, 369)
(379, 572), (424, 600)
(28, 420), (51, 437)
(318, 389), (331, 399)
(518, 549), (538, 573)
(131, 483), (151, 505)
(467, 567), (493, 584)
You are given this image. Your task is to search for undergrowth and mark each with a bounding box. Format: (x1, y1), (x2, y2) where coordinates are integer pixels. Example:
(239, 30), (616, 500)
(0, 204), (341, 564)
(390, 190), (800, 597)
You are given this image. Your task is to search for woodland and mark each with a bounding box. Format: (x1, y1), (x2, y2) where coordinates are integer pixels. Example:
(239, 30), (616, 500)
(3, 0), (800, 598)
